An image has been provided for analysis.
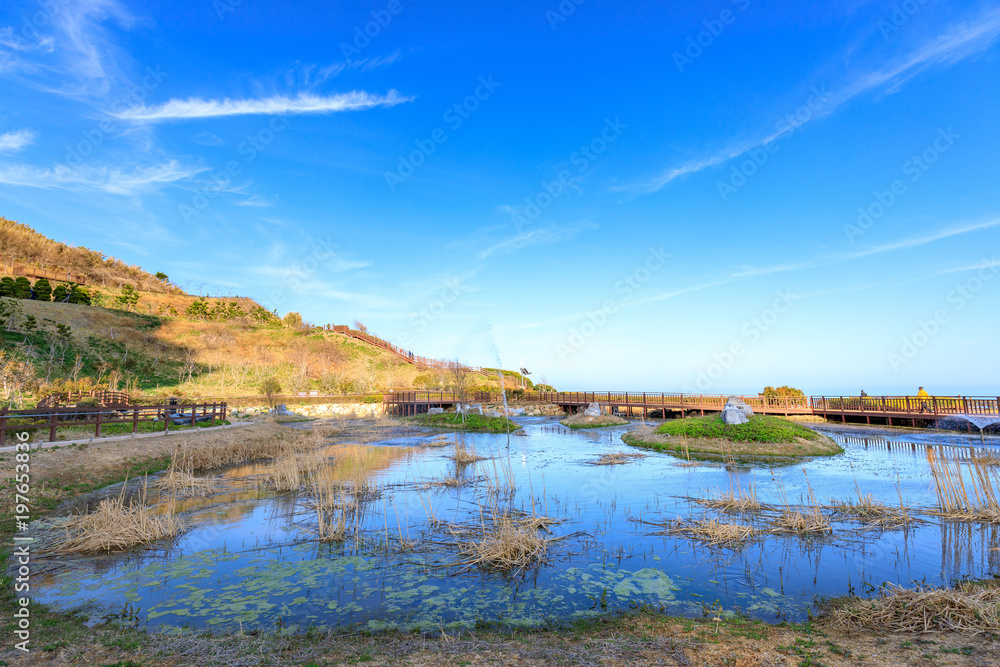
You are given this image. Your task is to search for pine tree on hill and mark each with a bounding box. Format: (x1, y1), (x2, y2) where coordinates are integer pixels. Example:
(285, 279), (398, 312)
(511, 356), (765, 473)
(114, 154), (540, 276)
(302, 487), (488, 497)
(13, 277), (31, 299)
(32, 278), (52, 302)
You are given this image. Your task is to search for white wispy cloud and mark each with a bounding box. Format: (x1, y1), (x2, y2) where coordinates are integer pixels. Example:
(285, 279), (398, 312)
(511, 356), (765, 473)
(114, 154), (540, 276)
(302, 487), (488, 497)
(630, 219), (1000, 306)
(626, 7), (1000, 195)
(114, 90), (412, 123)
(477, 221), (599, 258)
(0, 130), (35, 153)
(0, 159), (205, 195)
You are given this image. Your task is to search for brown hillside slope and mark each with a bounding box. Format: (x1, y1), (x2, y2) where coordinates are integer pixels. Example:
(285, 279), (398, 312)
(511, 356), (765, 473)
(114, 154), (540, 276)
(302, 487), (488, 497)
(0, 216), (175, 292)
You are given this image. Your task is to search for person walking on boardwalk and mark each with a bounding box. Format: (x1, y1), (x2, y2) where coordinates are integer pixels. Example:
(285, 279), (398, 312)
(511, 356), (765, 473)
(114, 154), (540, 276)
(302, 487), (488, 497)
(917, 386), (931, 413)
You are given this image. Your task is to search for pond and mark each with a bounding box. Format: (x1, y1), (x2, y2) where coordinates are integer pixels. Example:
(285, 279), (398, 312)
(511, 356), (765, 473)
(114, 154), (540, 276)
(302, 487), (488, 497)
(29, 418), (1000, 633)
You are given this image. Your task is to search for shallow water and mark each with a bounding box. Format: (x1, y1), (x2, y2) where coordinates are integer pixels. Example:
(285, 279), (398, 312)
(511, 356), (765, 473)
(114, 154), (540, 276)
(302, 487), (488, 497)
(29, 419), (1000, 633)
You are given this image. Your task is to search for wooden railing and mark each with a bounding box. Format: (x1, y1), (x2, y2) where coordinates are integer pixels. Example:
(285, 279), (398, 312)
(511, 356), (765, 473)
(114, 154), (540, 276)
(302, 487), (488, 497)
(36, 390), (131, 409)
(811, 396), (1000, 416)
(0, 402), (227, 446)
(328, 326), (487, 376)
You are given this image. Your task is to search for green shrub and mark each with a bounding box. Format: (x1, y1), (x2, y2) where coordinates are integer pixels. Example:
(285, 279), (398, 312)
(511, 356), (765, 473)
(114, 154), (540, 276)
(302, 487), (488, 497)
(656, 414), (819, 443)
(13, 277), (31, 299)
(32, 278), (52, 301)
(52, 284), (68, 302)
(69, 285), (91, 305)
(0, 276), (15, 297)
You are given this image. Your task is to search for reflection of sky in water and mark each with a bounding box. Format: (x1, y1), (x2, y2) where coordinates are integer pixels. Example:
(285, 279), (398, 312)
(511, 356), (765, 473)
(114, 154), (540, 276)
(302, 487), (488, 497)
(30, 420), (1000, 632)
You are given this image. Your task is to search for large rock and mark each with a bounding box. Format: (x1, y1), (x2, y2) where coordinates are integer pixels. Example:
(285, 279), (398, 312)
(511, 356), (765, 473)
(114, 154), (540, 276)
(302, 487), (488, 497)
(427, 407), (445, 415)
(457, 403), (483, 415)
(583, 402), (602, 417)
(721, 397), (753, 425)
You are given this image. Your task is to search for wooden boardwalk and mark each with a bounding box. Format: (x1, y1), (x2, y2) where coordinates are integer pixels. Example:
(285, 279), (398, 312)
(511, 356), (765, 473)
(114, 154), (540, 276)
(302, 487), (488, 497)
(385, 391), (1000, 426)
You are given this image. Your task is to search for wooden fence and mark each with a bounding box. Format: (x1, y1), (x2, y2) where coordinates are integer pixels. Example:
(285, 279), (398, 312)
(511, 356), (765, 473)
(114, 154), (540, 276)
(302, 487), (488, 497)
(0, 402), (227, 446)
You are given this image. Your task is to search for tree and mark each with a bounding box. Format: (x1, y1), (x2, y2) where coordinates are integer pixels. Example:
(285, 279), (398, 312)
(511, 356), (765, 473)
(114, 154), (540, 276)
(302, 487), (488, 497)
(21, 315), (37, 343)
(32, 278), (52, 301)
(13, 277), (31, 299)
(282, 312), (304, 329)
(260, 376), (282, 410)
(52, 284), (69, 302)
(448, 361), (474, 424)
(186, 298), (211, 320)
(762, 385), (806, 406)
(115, 284), (140, 311)
(154, 271), (169, 282)
(0, 298), (20, 330)
(354, 320), (368, 334)
(0, 277), (15, 298)
(69, 285), (91, 305)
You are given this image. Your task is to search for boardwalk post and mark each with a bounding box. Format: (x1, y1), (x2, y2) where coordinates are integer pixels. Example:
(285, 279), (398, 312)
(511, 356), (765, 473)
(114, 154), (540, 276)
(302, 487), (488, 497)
(0, 406), (6, 448)
(95, 409), (102, 438)
(48, 411), (56, 443)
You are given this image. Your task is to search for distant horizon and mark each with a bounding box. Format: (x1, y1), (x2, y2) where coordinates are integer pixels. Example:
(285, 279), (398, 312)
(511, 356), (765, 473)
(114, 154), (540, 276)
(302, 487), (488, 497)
(1, 1), (998, 394)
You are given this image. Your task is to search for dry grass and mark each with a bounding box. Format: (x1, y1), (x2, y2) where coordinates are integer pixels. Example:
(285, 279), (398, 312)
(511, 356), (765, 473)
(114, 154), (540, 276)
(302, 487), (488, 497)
(423, 435), (454, 448)
(829, 492), (914, 529)
(669, 519), (758, 548)
(424, 475), (467, 489)
(927, 449), (1000, 523)
(694, 480), (762, 514)
(831, 579), (1000, 634)
(456, 513), (552, 571)
(451, 442), (486, 464)
(769, 509), (832, 536)
(592, 451), (647, 466)
(307, 474), (351, 542)
(56, 481), (184, 553)
(155, 460), (218, 497)
(266, 448), (330, 492)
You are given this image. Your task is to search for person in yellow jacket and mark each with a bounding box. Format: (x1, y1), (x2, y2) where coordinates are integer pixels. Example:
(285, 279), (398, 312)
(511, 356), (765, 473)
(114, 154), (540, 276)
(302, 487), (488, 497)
(917, 387), (930, 413)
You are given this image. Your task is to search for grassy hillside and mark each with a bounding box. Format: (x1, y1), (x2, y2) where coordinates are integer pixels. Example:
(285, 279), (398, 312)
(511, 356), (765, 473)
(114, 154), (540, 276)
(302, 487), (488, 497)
(0, 218), (528, 406)
(0, 217), (177, 292)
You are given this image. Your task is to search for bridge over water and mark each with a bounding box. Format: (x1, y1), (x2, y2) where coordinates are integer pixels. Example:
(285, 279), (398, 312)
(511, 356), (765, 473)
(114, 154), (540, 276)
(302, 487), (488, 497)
(385, 391), (1000, 428)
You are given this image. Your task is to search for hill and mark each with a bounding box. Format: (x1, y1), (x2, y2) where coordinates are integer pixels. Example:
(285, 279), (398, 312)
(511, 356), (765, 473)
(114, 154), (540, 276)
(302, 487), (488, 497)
(0, 218), (535, 405)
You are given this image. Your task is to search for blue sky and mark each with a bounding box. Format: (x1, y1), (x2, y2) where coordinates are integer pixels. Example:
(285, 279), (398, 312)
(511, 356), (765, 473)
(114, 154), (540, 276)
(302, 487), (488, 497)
(1, 0), (999, 395)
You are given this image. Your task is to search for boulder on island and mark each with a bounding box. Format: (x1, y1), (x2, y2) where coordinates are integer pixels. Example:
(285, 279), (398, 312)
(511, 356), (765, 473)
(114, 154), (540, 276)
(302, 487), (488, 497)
(583, 402), (602, 417)
(427, 407), (445, 415)
(721, 397), (754, 425)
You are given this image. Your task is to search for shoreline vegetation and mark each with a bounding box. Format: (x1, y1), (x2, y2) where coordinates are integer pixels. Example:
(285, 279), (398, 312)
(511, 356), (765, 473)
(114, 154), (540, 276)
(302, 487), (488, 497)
(560, 413), (629, 429)
(2, 419), (999, 665)
(622, 414), (844, 463)
(407, 412), (522, 433)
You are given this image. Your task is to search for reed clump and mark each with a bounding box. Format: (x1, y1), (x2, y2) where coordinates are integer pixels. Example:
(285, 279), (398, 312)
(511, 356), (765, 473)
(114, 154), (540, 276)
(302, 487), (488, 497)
(694, 481), (762, 514)
(306, 473), (351, 542)
(155, 462), (218, 498)
(769, 509), (832, 536)
(593, 451), (647, 466)
(831, 580), (1000, 634)
(451, 442), (486, 464)
(57, 482), (183, 553)
(266, 449), (329, 492)
(927, 450), (1000, 523)
(669, 519), (758, 548)
(829, 493), (913, 529)
(457, 513), (552, 571)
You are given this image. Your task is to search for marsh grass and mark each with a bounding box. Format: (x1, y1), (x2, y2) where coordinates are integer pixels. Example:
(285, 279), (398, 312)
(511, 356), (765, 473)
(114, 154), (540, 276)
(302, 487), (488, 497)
(155, 458), (217, 497)
(927, 449), (1000, 523)
(831, 579), (1000, 634)
(694, 479), (761, 514)
(57, 480), (183, 553)
(668, 519), (758, 548)
(267, 449), (329, 492)
(592, 451), (647, 466)
(456, 512), (552, 572)
(769, 509), (833, 536)
(451, 442), (486, 464)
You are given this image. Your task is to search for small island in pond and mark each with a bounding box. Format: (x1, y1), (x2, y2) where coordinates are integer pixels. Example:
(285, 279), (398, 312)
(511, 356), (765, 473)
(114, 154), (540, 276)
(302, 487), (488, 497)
(622, 414), (843, 463)
(409, 412), (522, 433)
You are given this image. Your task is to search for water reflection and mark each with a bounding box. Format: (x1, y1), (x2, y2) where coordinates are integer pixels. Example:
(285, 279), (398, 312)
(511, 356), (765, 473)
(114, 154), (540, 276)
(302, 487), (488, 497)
(26, 422), (1000, 633)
